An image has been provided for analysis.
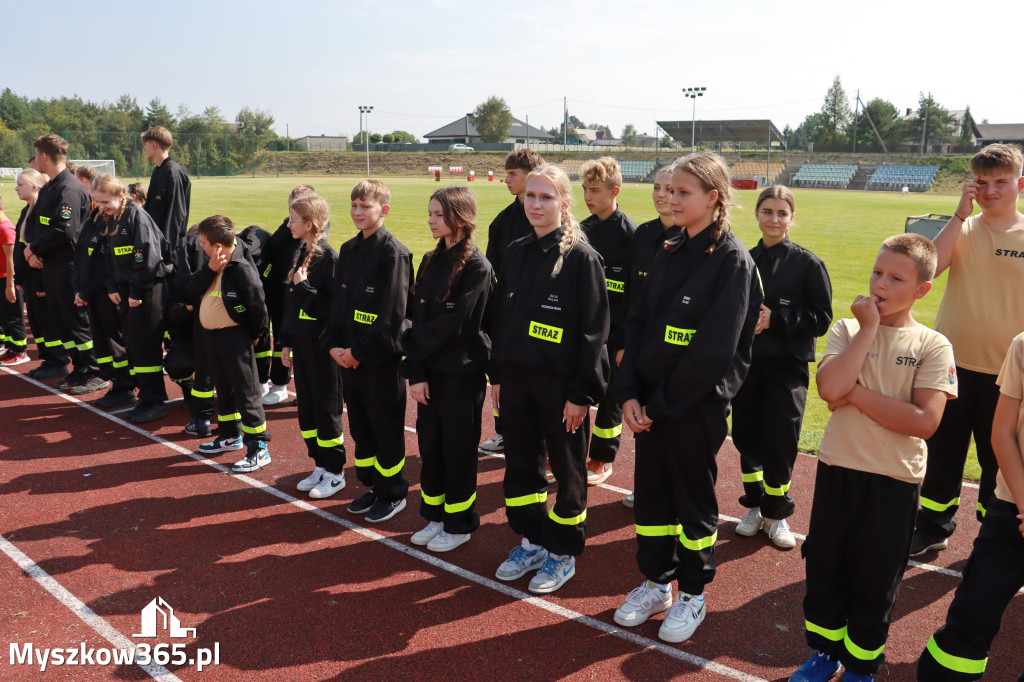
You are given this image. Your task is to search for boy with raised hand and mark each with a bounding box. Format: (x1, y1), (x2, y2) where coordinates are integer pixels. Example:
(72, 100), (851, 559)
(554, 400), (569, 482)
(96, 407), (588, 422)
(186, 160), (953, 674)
(142, 126), (191, 258)
(791, 234), (957, 682)
(579, 156), (636, 485)
(480, 149), (544, 455)
(324, 180), (413, 523)
(913, 143), (1024, 557)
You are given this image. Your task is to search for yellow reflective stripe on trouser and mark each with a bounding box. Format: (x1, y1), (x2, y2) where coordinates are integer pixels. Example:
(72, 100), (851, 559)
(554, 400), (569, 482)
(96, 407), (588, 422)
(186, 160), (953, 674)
(112, 359), (129, 369)
(844, 632), (884, 661)
(63, 341), (75, 349)
(421, 490), (444, 506)
(679, 528), (717, 551)
(354, 455), (377, 468)
(636, 524), (683, 537)
(742, 471), (764, 483)
(132, 365), (163, 373)
(317, 435), (343, 448)
(218, 412), (241, 422)
(241, 422), (267, 435)
(549, 507), (586, 525)
(805, 620), (845, 642)
(977, 501), (987, 517)
(273, 351), (283, 358)
(926, 635), (987, 675)
(375, 458), (404, 477)
(77, 340), (94, 351)
(506, 491), (548, 507)
(254, 350), (272, 358)
(593, 424), (622, 439)
(300, 428), (317, 439)
(10, 337), (26, 348)
(191, 387), (215, 399)
(44, 339), (63, 347)
(921, 496), (961, 512)
(445, 492), (476, 514)
(97, 355), (113, 364)
(764, 480), (792, 496)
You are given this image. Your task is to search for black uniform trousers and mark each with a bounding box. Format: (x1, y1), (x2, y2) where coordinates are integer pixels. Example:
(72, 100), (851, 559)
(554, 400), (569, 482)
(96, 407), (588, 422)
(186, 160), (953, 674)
(86, 292), (131, 391)
(186, 316), (216, 421)
(118, 282), (167, 406)
(917, 499), (1024, 681)
(266, 290), (291, 387)
(23, 277), (66, 366)
(254, 330), (273, 385)
(342, 360), (408, 502)
(589, 355), (623, 464)
(203, 325), (268, 443)
(501, 368), (589, 557)
(43, 263), (97, 375)
(732, 356), (809, 520)
(919, 367), (999, 538)
(803, 461), (918, 676)
(0, 277), (26, 353)
(292, 336), (345, 474)
(634, 399), (727, 595)
(416, 370), (485, 535)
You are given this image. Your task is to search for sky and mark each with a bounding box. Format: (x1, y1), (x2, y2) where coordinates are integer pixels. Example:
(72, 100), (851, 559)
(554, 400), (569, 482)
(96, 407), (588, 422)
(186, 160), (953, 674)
(8, 0), (1024, 142)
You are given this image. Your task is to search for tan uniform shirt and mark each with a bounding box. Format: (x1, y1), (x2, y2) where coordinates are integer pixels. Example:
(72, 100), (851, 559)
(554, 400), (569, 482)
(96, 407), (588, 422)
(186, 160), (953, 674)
(995, 332), (1024, 505)
(199, 271), (238, 330)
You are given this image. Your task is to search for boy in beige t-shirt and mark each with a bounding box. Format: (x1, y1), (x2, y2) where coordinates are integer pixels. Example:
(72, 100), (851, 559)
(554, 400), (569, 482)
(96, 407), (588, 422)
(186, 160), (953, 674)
(791, 234), (957, 682)
(918, 330), (1024, 680)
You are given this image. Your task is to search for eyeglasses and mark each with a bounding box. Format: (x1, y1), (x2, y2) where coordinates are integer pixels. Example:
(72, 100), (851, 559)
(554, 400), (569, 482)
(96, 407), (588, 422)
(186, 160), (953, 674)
(288, 218), (307, 225)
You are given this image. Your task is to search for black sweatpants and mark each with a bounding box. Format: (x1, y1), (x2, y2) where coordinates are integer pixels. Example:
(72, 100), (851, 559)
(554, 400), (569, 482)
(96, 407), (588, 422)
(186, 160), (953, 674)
(187, 316), (215, 421)
(254, 330), (272, 385)
(342, 360), (408, 502)
(919, 367), (999, 537)
(416, 370), (485, 535)
(918, 499), (1024, 681)
(292, 336), (345, 474)
(44, 262), (97, 376)
(25, 273), (66, 366)
(118, 282), (167, 406)
(732, 356), (809, 520)
(803, 461), (918, 676)
(589, 356), (622, 464)
(634, 399), (727, 595)
(266, 290), (291, 387)
(1, 276), (26, 354)
(203, 325), (268, 443)
(501, 368), (589, 557)
(86, 292), (131, 391)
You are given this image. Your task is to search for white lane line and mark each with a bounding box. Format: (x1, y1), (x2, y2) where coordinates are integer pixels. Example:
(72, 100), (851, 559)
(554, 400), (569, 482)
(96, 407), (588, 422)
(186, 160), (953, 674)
(0, 534), (182, 681)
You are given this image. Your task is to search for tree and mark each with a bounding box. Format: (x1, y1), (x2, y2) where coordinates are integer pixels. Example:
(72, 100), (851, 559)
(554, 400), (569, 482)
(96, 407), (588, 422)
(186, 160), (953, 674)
(845, 98), (903, 151)
(235, 106), (275, 137)
(473, 96), (513, 143)
(818, 75), (851, 145)
(144, 98), (175, 129)
(369, 132), (382, 144)
(790, 112), (827, 150)
(906, 92), (955, 147)
(0, 89), (31, 130)
(622, 124), (638, 146)
(959, 105), (976, 145)
(389, 130), (417, 143)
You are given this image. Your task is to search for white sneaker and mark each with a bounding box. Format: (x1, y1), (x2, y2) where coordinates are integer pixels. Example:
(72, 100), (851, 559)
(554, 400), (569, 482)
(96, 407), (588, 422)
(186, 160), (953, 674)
(262, 383), (289, 405)
(296, 466), (326, 492)
(309, 471), (346, 499)
(260, 381), (271, 397)
(613, 580), (673, 627)
(478, 434), (504, 453)
(658, 593), (706, 643)
(427, 530), (470, 552)
(735, 507), (763, 537)
(528, 554), (576, 594)
(411, 521), (443, 546)
(622, 492), (635, 509)
(763, 517), (796, 549)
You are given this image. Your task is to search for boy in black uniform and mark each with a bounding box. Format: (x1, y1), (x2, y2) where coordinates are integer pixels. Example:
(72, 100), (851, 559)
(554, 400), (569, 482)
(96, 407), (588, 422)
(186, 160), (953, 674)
(579, 157), (636, 485)
(186, 215), (272, 473)
(142, 126), (191, 259)
(24, 134), (100, 388)
(480, 149), (544, 454)
(323, 179), (413, 523)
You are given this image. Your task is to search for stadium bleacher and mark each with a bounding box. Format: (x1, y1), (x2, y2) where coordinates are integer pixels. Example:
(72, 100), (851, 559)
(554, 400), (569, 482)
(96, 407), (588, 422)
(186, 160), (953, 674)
(730, 161), (784, 186)
(791, 164), (858, 189)
(559, 159), (584, 180)
(618, 160), (657, 182)
(866, 165), (939, 191)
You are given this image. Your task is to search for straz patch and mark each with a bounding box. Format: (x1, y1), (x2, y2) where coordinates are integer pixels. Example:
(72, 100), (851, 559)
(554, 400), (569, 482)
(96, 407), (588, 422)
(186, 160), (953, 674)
(113, 245), (134, 256)
(59, 205), (72, 221)
(606, 278), (624, 293)
(529, 321), (562, 343)
(665, 326), (695, 346)
(298, 309), (317, 321)
(354, 310), (377, 324)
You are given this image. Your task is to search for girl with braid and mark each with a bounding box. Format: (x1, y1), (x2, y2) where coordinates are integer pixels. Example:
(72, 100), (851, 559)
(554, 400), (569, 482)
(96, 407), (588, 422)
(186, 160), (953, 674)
(490, 164), (610, 594)
(281, 195), (347, 499)
(400, 187), (494, 552)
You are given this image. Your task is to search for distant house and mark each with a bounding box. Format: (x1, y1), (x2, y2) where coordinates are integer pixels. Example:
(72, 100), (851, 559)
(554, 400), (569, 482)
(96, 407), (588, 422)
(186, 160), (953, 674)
(575, 128), (599, 144)
(594, 138), (627, 148)
(424, 117), (555, 146)
(974, 123), (1024, 146)
(296, 135), (348, 152)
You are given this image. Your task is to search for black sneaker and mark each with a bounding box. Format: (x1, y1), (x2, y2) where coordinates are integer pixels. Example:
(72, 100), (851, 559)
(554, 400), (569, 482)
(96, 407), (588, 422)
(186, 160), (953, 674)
(129, 402), (168, 423)
(347, 491), (376, 515)
(184, 419), (213, 437)
(366, 497), (407, 523)
(95, 389), (137, 409)
(69, 376), (111, 395)
(56, 369), (89, 389)
(31, 363), (70, 380)
(909, 530), (949, 558)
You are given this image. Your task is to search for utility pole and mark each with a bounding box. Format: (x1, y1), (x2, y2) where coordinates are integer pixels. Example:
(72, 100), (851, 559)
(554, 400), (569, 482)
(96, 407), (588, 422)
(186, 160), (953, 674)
(853, 89), (859, 154)
(683, 87), (706, 152)
(359, 105), (373, 175)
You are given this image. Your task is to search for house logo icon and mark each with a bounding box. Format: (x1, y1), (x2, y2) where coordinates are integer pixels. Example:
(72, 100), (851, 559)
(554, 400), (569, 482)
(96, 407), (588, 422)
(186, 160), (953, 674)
(133, 597), (196, 639)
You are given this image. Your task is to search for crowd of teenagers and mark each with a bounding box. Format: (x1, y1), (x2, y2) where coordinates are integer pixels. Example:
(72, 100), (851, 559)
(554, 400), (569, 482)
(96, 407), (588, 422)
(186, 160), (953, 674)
(4, 129), (1024, 681)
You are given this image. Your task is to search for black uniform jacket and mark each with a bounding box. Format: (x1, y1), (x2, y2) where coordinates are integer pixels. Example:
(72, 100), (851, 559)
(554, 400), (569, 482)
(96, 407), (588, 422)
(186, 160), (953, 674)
(617, 225), (762, 421)
(144, 157), (191, 247)
(72, 209), (109, 300)
(184, 243), (268, 339)
(104, 201), (172, 300)
(29, 167), (91, 265)
(485, 198), (532, 275)
(623, 218), (681, 324)
(400, 240), (494, 385)
(172, 230), (208, 307)
(13, 204), (41, 288)
(749, 237), (833, 363)
(321, 226), (413, 366)
(490, 226), (610, 407)
(280, 239), (337, 345)
(581, 206), (637, 351)
(257, 218), (303, 294)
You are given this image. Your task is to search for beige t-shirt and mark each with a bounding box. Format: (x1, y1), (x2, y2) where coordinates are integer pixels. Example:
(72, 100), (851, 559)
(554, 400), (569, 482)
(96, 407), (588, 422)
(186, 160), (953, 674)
(817, 318), (958, 483)
(994, 332), (1024, 505)
(934, 214), (1024, 374)
(199, 272), (238, 330)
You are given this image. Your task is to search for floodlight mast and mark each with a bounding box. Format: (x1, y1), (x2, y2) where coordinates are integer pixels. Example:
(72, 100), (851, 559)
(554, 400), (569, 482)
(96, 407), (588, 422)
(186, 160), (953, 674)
(359, 105), (374, 176)
(683, 87), (706, 152)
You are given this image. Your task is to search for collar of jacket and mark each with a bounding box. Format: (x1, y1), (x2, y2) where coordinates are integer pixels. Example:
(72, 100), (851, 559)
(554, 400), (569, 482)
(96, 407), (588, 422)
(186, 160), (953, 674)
(356, 225), (387, 249)
(524, 225), (564, 253)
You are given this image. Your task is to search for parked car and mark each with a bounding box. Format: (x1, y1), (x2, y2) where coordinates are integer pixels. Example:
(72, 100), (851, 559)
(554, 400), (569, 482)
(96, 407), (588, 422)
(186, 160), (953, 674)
(448, 143), (474, 151)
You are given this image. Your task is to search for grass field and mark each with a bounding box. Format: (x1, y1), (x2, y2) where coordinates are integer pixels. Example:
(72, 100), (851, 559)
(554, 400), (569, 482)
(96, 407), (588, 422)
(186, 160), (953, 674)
(0, 174), (982, 478)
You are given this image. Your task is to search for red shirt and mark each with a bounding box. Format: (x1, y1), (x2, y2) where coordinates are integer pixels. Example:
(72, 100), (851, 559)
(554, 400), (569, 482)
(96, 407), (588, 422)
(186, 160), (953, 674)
(0, 218), (14, 278)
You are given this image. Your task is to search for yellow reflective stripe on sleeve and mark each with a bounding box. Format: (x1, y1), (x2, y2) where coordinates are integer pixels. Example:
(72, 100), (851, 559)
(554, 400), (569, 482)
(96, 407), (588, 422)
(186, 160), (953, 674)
(163, 331), (172, 340)
(593, 424), (622, 439)
(132, 365), (163, 374)
(262, 263), (272, 277)
(528, 321), (562, 343)
(218, 412), (241, 422)
(421, 490), (445, 506)
(300, 428), (317, 439)
(445, 492), (477, 514)
(844, 632), (884, 661)
(112, 360), (129, 369)
(977, 501), (987, 517)
(664, 326), (696, 346)
(492, 408), (499, 417)
(254, 350), (272, 358)
(678, 528), (717, 551)
(97, 356), (113, 364)
(742, 471), (764, 483)
(549, 507), (587, 525)
(805, 620), (846, 642)
(374, 458), (405, 478)
(925, 636), (987, 675)
(191, 387), (215, 399)
(764, 481), (792, 496)
(635, 524), (683, 537)
(505, 491), (548, 507)
(316, 435), (344, 448)
(354, 455), (377, 468)
(354, 310), (377, 324)
(113, 245), (134, 256)
(298, 309), (317, 321)
(606, 278), (625, 293)
(273, 351), (283, 358)
(921, 496), (961, 512)
(241, 422), (267, 435)
(63, 341), (76, 349)
(77, 340), (95, 351)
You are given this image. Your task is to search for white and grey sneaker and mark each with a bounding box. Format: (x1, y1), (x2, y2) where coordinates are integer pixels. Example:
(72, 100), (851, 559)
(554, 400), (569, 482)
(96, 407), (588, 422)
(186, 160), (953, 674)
(528, 554), (576, 594)
(658, 593), (706, 643)
(231, 442), (271, 473)
(411, 521), (444, 546)
(478, 434), (504, 454)
(296, 466), (326, 492)
(309, 471), (346, 499)
(763, 517), (796, 549)
(495, 542), (548, 581)
(427, 530), (470, 552)
(262, 383), (289, 405)
(735, 507), (763, 537)
(614, 580), (673, 627)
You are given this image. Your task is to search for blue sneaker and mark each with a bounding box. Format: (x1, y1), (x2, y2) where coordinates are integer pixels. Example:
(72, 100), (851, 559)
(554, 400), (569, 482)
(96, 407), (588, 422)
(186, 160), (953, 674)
(790, 652), (841, 682)
(198, 435), (243, 454)
(495, 544), (548, 581)
(841, 672), (873, 682)
(231, 441), (271, 473)
(528, 554), (576, 594)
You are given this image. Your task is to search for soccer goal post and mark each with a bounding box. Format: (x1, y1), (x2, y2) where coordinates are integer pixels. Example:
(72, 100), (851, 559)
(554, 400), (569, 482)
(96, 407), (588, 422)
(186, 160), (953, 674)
(70, 159), (116, 177)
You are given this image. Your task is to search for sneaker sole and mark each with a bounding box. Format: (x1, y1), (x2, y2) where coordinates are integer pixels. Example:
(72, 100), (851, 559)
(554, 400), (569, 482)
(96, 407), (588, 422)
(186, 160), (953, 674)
(347, 502), (374, 515)
(586, 470), (613, 486)
(477, 446), (504, 454)
(198, 444), (244, 454)
(657, 605), (706, 643)
(2, 357), (30, 366)
(69, 381), (111, 396)
(410, 529), (442, 546)
(528, 564), (576, 594)
(295, 479), (323, 493)
(613, 599), (671, 627)
(366, 498), (407, 523)
(495, 553), (548, 582)
(909, 539), (949, 557)
(621, 495), (634, 509)
(427, 534), (471, 552)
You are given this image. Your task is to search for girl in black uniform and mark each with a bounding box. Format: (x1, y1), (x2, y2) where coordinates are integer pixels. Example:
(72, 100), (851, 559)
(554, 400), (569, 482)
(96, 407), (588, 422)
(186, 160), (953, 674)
(401, 187), (493, 552)
(281, 195), (346, 499)
(613, 153), (761, 643)
(731, 186), (832, 549)
(491, 164), (610, 594)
